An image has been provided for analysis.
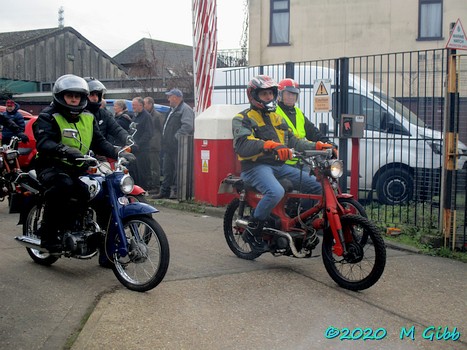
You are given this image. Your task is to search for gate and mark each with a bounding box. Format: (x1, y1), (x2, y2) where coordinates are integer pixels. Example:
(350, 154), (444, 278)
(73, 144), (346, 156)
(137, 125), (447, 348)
(210, 49), (467, 249)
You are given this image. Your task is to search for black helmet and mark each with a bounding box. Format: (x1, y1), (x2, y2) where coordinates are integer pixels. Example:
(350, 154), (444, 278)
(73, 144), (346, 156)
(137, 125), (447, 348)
(246, 75), (278, 112)
(53, 74), (89, 115)
(83, 77), (106, 103)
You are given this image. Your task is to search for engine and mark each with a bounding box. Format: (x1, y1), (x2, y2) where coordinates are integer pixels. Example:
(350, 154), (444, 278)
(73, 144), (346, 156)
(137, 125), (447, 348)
(63, 230), (100, 257)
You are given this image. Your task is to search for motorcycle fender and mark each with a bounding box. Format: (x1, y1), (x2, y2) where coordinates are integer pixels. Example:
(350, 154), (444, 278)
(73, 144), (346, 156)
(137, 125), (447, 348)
(18, 196), (38, 225)
(131, 185), (146, 196)
(119, 202), (158, 218)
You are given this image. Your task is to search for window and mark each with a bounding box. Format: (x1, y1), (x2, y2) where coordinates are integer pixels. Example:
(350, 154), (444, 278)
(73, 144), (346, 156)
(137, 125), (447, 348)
(270, 0), (290, 45)
(418, 0), (443, 40)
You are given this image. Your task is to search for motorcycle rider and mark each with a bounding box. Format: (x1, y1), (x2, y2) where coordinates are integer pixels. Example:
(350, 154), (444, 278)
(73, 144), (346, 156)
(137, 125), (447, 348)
(33, 74), (135, 253)
(276, 78), (334, 166)
(0, 113), (29, 144)
(232, 75), (334, 253)
(83, 77), (130, 147)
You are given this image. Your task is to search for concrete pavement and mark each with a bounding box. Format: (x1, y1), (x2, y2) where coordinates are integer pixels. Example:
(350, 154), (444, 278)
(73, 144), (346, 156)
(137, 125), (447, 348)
(69, 201), (466, 350)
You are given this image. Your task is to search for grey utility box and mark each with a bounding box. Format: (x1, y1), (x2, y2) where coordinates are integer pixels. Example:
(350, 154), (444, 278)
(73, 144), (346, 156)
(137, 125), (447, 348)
(340, 114), (365, 138)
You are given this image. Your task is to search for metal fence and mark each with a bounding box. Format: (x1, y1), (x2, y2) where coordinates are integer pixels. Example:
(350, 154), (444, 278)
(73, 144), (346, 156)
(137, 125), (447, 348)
(206, 49), (467, 250)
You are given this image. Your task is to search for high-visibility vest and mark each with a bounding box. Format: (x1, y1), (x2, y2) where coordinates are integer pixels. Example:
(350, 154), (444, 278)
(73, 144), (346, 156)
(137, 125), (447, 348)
(275, 105), (306, 165)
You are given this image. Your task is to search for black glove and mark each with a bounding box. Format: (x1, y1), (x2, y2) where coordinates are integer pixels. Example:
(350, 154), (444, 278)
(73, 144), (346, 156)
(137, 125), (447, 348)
(120, 152), (136, 164)
(18, 132), (29, 143)
(60, 145), (84, 161)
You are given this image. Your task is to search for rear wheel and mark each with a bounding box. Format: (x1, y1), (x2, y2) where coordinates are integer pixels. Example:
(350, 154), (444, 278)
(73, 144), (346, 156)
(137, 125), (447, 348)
(322, 214), (386, 291)
(110, 216), (169, 292)
(224, 198), (262, 260)
(23, 204), (59, 266)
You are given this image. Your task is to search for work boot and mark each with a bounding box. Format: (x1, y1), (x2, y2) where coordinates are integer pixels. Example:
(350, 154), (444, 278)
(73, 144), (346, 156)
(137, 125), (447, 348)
(242, 218), (268, 253)
(37, 225), (62, 253)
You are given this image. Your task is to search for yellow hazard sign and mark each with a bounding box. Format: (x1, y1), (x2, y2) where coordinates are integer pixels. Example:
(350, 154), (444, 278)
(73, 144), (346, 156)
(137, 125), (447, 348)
(202, 159), (209, 173)
(313, 79), (332, 113)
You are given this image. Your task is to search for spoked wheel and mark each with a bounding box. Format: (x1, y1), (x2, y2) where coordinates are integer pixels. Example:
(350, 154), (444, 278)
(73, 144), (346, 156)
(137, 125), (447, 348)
(23, 204), (59, 266)
(223, 198), (262, 260)
(111, 216), (169, 292)
(322, 214), (386, 291)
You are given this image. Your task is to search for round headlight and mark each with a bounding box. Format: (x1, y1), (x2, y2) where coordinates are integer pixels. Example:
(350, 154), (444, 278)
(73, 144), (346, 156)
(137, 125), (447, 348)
(120, 174), (135, 194)
(329, 160), (344, 178)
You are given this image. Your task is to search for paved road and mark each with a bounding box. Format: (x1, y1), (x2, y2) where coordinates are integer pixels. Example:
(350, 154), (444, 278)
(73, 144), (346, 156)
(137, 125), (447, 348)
(0, 201), (466, 350)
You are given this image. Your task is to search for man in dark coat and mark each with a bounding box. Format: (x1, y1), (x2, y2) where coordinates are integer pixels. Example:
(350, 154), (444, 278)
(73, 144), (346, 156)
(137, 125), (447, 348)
(131, 97), (154, 189)
(153, 88), (194, 199)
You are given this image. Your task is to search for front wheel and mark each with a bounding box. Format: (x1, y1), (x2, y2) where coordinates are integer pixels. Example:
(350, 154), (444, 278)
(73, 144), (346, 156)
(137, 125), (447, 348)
(110, 216), (169, 292)
(322, 214), (386, 291)
(23, 204), (59, 266)
(224, 198), (262, 260)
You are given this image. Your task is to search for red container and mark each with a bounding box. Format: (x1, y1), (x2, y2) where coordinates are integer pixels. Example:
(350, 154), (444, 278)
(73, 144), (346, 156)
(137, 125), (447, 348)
(193, 105), (245, 206)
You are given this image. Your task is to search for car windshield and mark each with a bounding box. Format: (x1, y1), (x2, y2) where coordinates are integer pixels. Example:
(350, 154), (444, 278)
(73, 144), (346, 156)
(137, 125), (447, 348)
(371, 91), (426, 127)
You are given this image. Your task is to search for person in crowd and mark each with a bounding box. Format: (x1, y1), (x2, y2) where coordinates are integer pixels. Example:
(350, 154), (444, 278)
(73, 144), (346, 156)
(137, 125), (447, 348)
(2, 99), (27, 145)
(275, 78), (335, 166)
(32, 74), (135, 253)
(113, 99), (133, 132)
(152, 88), (194, 199)
(131, 97), (153, 190)
(83, 77), (129, 147)
(232, 75), (334, 252)
(144, 97), (164, 195)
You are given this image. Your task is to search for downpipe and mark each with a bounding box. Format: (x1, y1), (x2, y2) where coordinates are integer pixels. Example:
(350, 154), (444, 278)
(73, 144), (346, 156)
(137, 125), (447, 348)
(15, 235), (43, 250)
(235, 218), (307, 258)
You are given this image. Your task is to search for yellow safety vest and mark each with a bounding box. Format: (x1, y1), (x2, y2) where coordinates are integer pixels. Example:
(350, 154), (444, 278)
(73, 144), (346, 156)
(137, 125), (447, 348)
(275, 105), (306, 164)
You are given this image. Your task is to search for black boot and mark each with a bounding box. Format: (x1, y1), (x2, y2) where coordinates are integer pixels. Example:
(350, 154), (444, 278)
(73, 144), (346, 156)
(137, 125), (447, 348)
(37, 224), (62, 253)
(242, 218), (268, 253)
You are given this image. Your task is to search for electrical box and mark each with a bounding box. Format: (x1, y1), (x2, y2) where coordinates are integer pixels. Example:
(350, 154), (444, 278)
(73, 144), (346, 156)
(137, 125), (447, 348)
(340, 114), (365, 138)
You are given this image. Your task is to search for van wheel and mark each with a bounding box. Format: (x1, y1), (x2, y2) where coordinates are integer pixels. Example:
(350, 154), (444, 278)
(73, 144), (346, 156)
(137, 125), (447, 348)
(375, 168), (413, 205)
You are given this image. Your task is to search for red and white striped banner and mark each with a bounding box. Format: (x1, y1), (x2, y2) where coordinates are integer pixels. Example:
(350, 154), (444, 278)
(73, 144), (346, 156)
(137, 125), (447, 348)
(192, 0), (218, 115)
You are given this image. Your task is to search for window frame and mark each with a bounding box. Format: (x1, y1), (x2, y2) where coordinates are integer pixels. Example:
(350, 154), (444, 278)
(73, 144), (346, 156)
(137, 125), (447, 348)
(417, 0), (443, 41)
(269, 0), (290, 46)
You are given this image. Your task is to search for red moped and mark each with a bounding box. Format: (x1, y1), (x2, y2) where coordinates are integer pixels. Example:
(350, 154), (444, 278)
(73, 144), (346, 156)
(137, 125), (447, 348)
(220, 149), (386, 291)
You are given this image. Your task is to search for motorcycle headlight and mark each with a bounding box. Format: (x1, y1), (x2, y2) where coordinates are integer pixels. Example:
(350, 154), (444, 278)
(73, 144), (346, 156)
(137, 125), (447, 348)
(120, 174), (134, 194)
(328, 160), (344, 178)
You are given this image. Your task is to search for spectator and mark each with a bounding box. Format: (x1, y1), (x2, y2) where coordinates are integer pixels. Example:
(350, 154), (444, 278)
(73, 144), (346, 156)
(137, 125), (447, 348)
(144, 97), (164, 194)
(131, 97), (153, 189)
(2, 99), (26, 145)
(152, 88), (194, 199)
(113, 99), (133, 132)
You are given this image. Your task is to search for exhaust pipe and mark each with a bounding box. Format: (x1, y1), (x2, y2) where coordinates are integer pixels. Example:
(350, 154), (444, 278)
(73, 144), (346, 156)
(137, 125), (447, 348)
(235, 219), (307, 258)
(14, 235), (48, 252)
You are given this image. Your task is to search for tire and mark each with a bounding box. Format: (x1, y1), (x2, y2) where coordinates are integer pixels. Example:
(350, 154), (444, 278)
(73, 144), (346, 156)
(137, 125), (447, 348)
(223, 198), (262, 260)
(375, 167), (413, 205)
(338, 198), (367, 218)
(110, 216), (170, 292)
(23, 204), (59, 266)
(322, 214), (386, 291)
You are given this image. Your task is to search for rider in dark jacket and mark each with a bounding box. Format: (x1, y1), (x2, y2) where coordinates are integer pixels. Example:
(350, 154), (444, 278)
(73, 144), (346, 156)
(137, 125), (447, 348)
(34, 74), (135, 253)
(2, 99), (27, 145)
(84, 77), (129, 147)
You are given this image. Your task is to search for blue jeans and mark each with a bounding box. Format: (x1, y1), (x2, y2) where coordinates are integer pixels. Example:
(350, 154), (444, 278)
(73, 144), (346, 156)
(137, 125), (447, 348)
(241, 164), (321, 221)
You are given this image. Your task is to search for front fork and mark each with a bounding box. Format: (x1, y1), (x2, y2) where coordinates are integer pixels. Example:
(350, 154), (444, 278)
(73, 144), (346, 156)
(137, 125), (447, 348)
(323, 181), (348, 256)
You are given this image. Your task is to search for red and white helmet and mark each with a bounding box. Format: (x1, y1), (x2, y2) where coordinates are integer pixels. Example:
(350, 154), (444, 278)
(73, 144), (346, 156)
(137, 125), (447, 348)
(247, 75), (278, 112)
(278, 78), (300, 98)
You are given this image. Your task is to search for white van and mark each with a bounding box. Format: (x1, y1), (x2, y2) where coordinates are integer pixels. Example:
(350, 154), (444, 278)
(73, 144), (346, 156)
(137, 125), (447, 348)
(212, 65), (467, 205)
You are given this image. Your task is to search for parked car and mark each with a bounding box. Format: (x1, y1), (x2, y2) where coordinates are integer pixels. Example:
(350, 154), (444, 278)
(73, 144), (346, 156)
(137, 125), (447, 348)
(17, 115), (37, 171)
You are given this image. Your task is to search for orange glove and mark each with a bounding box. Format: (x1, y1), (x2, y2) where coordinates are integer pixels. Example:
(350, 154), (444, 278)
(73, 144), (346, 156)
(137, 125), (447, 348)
(315, 141), (333, 150)
(263, 140), (282, 151)
(274, 145), (293, 161)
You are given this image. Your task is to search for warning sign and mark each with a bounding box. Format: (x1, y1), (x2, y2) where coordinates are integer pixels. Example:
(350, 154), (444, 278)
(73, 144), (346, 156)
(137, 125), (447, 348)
(446, 18), (467, 50)
(202, 159), (209, 173)
(313, 79), (332, 113)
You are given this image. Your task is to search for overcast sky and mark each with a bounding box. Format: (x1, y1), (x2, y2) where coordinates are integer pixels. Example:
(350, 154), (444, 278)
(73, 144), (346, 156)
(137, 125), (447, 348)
(0, 0), (247, 57)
